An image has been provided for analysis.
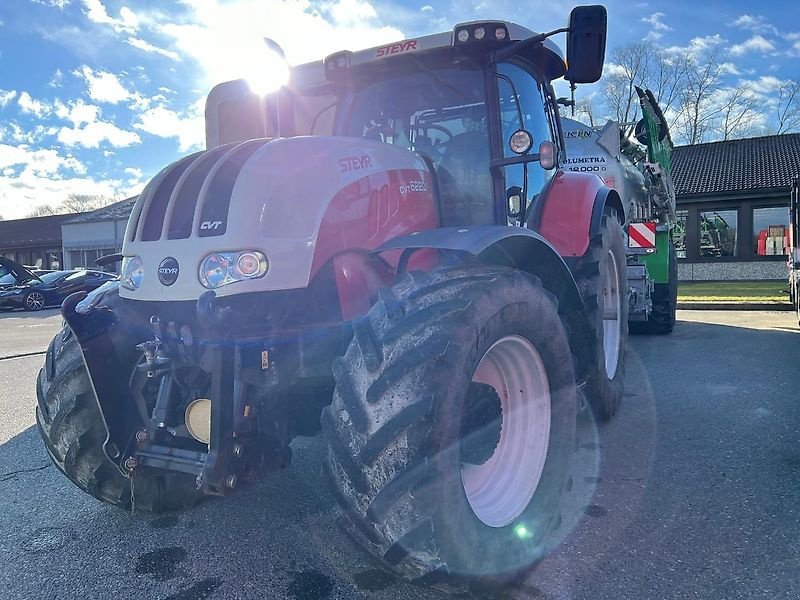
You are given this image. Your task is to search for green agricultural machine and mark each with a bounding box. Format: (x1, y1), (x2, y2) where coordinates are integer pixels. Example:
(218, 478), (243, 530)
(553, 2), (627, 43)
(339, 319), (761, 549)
(563, 87), (679, 333)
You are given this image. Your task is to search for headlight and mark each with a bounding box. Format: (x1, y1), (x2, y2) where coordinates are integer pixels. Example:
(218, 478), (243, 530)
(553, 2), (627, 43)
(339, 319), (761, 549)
(120, 256), (144, 291)
(199, 250), (268, 289)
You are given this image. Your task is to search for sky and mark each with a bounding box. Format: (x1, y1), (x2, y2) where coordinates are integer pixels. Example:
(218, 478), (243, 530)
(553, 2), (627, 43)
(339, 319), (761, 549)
(0, 0), (798, 220)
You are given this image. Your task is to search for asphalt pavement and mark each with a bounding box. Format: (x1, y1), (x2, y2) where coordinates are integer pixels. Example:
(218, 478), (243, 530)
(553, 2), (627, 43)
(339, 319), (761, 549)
(0, 311), (798, 599)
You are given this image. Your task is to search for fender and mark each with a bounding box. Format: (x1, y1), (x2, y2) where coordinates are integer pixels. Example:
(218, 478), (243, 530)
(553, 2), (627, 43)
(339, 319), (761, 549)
(376, 226), (597, 384)
(534, 171), (624, 258)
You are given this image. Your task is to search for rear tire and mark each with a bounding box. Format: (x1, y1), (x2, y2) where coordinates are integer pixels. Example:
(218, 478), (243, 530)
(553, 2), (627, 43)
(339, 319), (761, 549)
(573, 208), (628, 421)
(630, 241), (678, 335)
(322, 265), (576, 592)
(36, 325), (203, 512)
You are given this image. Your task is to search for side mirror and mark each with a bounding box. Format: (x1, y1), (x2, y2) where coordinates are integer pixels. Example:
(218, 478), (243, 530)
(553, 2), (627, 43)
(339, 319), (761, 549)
(507, 186), (523, 218)
(566, 5), (607, 84)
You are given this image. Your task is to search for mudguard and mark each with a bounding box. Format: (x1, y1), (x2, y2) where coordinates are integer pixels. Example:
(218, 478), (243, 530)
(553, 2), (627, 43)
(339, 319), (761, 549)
(59, 282), (153, 470)
(534, 171), (624, 258)
(376, 226), (597, 384)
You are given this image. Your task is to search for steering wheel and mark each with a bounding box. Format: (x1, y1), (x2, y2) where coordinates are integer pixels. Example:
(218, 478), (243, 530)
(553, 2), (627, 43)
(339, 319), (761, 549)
(412, 123), (453, 160)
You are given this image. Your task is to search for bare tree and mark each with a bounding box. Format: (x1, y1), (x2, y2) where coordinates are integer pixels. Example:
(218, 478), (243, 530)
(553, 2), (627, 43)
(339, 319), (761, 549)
(776, 79), (800, 134)
(649, 50), (690, 130)
(675, 44), (727, 144)
(718, 84), (761, 140)
(60, 194), (115, 214)
(601, 42), (653, 137)
(26, 204), (58, 218)
(575, 96), (601, 127)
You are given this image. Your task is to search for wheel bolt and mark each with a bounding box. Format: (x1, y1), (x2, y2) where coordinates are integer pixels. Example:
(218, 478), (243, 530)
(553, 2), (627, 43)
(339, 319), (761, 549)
(233, 443), (244, 458)
(135, 429), (148, 442)
(124, 457), (138, 470)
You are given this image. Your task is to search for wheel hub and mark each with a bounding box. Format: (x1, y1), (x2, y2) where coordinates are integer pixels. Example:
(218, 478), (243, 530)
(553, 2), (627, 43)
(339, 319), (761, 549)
(460, 382), (502, 466)
(460, 335), (552, 528)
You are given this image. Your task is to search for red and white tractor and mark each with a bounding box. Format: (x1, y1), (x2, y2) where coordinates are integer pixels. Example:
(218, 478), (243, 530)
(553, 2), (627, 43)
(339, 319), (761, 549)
(37, 6), (636, 591)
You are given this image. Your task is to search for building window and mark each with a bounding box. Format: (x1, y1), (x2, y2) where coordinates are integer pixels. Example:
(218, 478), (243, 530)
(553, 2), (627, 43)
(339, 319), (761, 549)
(753, 206), (789, 257)
(674, 210), (688, 259)
(699, 209), (738, 258)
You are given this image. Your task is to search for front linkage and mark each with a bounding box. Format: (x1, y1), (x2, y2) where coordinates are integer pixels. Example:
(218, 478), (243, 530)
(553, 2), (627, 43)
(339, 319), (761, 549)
(61, 285), (345, 496)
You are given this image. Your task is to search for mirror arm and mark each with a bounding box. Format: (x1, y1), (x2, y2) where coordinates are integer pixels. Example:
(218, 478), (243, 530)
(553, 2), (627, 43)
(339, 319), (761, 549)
(492, 27), (569, 63)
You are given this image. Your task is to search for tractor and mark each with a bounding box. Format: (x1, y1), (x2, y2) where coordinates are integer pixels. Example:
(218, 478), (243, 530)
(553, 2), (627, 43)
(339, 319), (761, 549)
(37, 6), (635, 591)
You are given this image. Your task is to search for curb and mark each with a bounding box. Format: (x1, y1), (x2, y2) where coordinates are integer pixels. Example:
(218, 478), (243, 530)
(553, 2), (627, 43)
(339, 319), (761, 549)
(677, 302), (793, 311)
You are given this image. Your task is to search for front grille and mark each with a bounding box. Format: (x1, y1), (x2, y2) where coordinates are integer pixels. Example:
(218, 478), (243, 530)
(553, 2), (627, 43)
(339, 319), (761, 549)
(129, 139), (271, 242)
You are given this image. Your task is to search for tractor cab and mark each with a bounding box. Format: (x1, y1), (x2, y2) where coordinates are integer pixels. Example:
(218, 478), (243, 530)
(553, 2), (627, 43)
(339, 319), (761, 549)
(205, 8), (606, 228)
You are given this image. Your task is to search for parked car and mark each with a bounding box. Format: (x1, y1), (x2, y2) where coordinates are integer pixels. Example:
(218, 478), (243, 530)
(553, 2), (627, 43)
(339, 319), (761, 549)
(0, 261), (116, 311)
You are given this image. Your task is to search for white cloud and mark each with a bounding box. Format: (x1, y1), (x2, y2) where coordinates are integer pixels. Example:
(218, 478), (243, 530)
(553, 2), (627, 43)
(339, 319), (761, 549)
(0, 144), (84, 177)
(642, 12), (671, 32)
(132, 102), (204, 151)
(0, 89), (17, 108)
(76, 66), (130, 103)
(421, 5), (433, 12)
(126, 37), (180, 61)
(54, 99), (101, 127)
(31, 0), (72, 7)
(58, 121), (140, 148)
(124, 167), (143, 178)
(0, 171), (131, 220)
(731, 15), (777, 36)
(730, 35), (776, 56)
(48, 68), (63, 88)
(17, 92), (51, 117)
(159, 0), (403, 87)
(719, 62), (741, 76)
(666, 34), (725, 57)
(82, 0), (139, 33)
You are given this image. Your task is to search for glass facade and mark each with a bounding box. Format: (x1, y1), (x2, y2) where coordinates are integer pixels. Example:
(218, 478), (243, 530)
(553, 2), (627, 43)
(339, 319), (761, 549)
(752, 206), (790, 256)
(699, 209), (738, 258)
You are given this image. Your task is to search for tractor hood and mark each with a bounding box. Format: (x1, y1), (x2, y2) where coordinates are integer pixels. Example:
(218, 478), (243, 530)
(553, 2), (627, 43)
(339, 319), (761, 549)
(0, 256), (41, 285)
(120, 136), (435, 302)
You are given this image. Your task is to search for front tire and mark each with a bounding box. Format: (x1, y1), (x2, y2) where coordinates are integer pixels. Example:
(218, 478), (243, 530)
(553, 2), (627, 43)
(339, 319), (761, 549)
(322, 265), (576, 592)
(573, 208), (628, 420)
(36, 325), (203, 512)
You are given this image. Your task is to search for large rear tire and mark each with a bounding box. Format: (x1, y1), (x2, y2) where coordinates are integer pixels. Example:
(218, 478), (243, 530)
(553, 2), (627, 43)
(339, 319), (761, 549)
(35, 325), (203, 512)
(322, 265), (576, 592)
(573, 208), (628, 421)
(630, 241), (678, 335)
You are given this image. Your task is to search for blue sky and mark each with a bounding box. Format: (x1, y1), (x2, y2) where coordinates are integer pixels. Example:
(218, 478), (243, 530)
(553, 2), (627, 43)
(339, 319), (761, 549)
(0, 0), (798, 220)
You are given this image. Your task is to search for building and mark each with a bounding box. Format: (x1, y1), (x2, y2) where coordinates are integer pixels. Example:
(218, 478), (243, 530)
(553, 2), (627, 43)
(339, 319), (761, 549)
(0, 213), (75, 269)
(671, 133), (800, 280)
(61, 197), (136, 271)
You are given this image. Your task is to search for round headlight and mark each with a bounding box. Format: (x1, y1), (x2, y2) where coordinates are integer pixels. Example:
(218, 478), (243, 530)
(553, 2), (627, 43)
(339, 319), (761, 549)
(495, 27), (507, 40)
(237, 252), (261, 277)
(474, 26), (486, 40)
(509, 129), (534, 155)
(457, 29), (470, 43)
(200, 254), (229, 289)
(121, 256), (144, 291)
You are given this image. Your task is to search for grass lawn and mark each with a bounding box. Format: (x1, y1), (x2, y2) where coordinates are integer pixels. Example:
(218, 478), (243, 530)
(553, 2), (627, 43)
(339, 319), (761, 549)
(677, 281), (789, 303)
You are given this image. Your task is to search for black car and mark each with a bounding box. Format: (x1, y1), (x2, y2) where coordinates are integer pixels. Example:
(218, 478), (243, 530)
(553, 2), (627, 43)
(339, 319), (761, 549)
(0, 259), (116, 311)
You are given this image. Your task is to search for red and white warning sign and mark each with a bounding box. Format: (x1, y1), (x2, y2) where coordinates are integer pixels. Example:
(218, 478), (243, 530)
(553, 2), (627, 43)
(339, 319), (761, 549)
(628, 222), (657, 248)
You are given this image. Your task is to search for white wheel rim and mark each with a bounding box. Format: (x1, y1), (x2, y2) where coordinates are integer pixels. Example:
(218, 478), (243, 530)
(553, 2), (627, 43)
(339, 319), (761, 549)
(460, 335), (551, 528)
(27, 293), (44, 310)
(602, 249), (621, 379)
